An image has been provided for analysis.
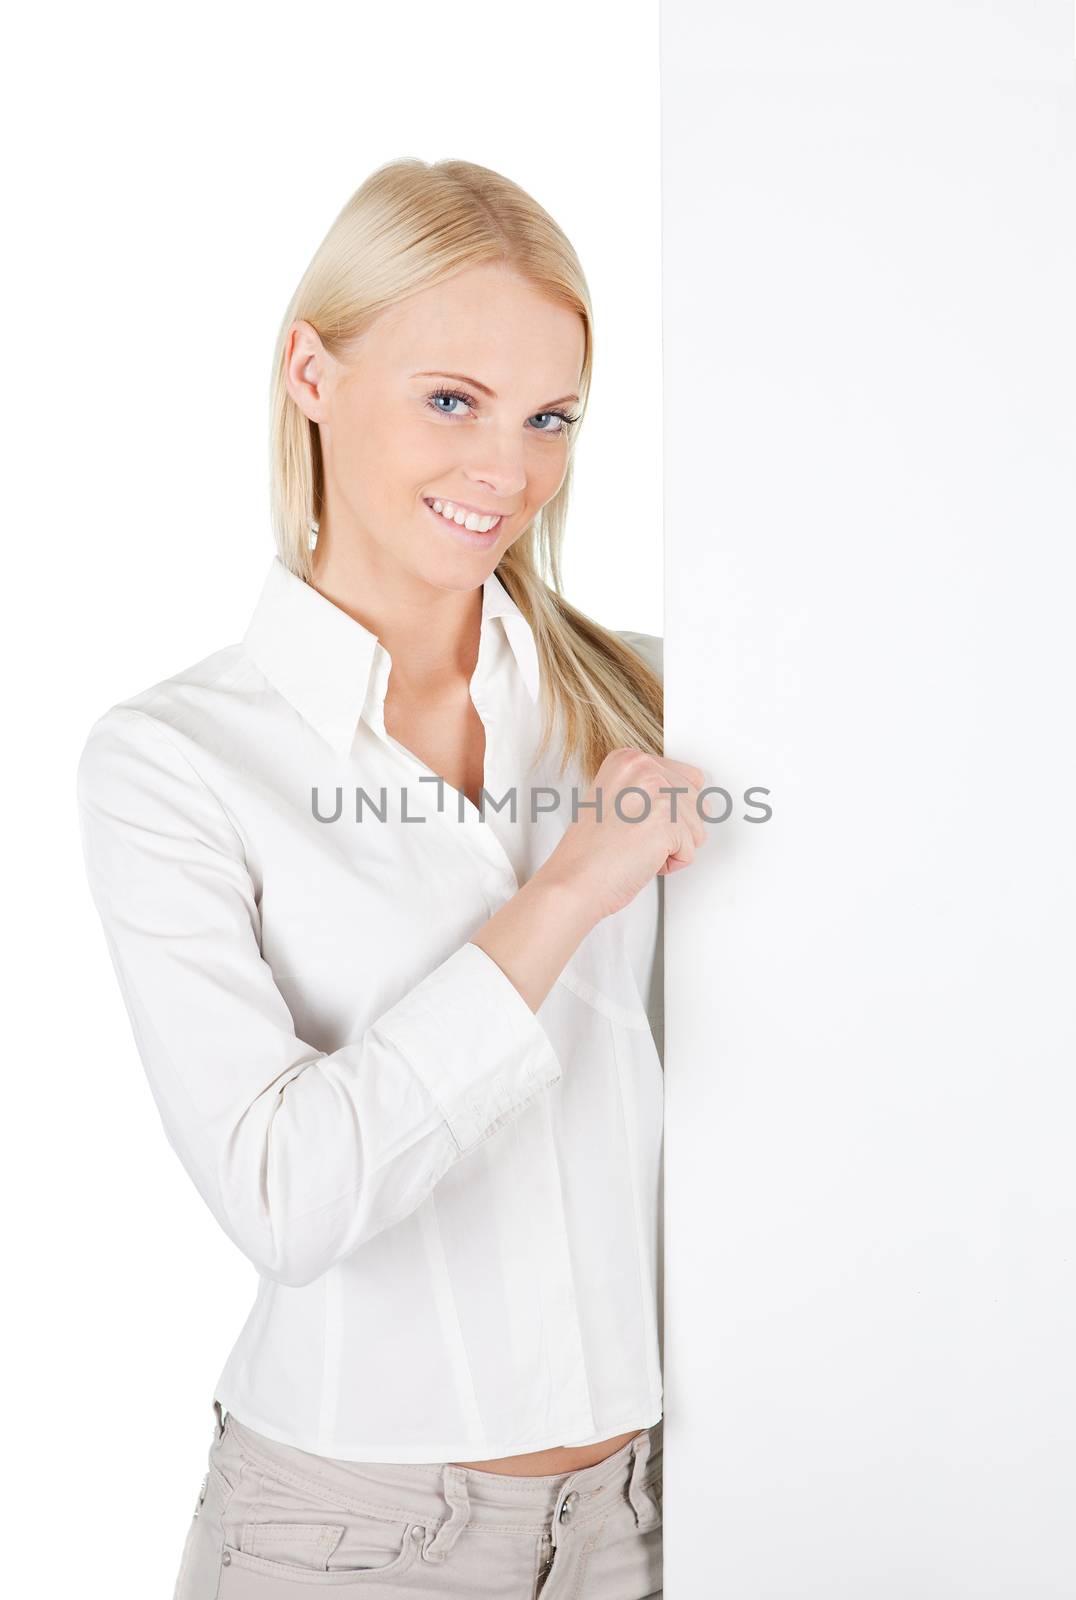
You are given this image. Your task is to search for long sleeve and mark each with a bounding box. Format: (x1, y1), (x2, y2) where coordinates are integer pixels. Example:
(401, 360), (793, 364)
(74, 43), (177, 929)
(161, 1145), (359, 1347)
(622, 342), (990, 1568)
(75, 708), (563, 1289)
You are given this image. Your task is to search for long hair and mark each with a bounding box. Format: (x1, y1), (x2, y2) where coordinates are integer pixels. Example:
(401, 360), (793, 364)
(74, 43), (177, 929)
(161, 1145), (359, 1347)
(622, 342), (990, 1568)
(268, 157), (661, 785)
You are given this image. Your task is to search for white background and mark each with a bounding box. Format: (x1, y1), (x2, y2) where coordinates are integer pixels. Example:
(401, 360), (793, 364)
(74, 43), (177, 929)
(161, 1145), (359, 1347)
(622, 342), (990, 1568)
(662, 2), (1075, 1595)
(7, 2), (1074, 1595)
(2, 4), (661, 1592)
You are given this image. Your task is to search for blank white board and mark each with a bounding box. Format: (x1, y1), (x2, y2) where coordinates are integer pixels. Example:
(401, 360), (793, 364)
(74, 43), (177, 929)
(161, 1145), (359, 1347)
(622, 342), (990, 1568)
(661, 5), (1076, 1594)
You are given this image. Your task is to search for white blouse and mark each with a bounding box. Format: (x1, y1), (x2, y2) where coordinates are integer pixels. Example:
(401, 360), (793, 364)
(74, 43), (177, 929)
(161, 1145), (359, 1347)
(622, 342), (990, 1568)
(76, 554), (664, 1463)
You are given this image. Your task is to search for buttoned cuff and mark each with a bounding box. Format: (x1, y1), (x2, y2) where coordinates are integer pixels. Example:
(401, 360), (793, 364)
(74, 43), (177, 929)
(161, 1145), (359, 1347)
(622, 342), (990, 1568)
(369, 941), (564, 1154)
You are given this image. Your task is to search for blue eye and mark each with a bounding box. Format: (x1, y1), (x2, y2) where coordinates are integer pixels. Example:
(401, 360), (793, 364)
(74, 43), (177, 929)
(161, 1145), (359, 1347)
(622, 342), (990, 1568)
(529, 410), (580, 434)
(425, 388), (580, 435)
(428, 390), (472, 417)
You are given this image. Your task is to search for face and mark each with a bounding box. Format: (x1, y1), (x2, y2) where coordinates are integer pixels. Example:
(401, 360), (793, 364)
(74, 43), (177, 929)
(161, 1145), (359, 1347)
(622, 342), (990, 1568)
(285, 261), (586, 591)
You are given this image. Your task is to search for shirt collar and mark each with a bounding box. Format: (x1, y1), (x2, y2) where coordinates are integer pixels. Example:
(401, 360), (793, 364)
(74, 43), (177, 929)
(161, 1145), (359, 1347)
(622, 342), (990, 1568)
(242, 555), (540, 758)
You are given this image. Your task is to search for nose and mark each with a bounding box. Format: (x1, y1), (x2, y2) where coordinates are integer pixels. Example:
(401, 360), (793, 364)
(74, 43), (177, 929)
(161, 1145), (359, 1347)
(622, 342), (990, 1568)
(462, 434), (527, 502)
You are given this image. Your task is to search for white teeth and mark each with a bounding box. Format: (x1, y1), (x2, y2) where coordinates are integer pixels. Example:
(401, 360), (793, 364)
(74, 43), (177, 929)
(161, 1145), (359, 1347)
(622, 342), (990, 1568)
(430, 499), (501, 534)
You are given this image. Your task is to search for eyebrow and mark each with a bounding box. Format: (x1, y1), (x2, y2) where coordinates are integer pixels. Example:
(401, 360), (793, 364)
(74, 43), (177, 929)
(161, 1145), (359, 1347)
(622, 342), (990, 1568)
(412, 371), (581, 409)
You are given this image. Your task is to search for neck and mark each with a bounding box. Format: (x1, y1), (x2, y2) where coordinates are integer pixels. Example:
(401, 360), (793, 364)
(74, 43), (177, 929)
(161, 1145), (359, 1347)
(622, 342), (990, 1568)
(308, 532), (484, 697)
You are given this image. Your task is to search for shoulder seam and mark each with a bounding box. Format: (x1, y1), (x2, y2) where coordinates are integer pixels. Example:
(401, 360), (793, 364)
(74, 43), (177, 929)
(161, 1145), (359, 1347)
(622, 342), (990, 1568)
(86, 706), (251, 869)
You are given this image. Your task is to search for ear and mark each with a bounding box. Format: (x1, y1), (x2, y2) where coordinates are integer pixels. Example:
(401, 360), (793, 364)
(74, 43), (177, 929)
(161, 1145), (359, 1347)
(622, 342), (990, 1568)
(284, 319), (333, 424)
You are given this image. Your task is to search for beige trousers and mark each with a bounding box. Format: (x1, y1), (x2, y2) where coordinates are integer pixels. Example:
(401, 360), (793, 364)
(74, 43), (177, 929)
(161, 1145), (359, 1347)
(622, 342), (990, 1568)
(173, 1397), (663, 1598)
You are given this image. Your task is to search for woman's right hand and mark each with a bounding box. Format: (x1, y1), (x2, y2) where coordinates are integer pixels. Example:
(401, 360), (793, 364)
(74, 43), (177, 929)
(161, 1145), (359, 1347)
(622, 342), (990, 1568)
(543, 747), (710, 923)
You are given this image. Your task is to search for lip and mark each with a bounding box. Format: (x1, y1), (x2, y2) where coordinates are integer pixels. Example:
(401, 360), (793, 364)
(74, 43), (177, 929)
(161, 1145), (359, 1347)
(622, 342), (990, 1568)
(424, 495), (504, 521)
(424, 498), (504, 549)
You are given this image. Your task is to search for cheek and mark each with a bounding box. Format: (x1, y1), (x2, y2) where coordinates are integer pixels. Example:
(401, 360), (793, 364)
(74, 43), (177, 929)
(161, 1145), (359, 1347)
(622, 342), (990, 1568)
(533, 444), (570, 503)
(373, 413), (445, 487)
(336, 411), (416, 500)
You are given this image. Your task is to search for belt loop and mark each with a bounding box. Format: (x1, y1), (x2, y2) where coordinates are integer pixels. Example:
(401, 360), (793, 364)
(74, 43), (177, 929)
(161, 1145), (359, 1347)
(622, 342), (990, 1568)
(627, 1430), (661, 1531)
(213, 1398), (227, 1442)
(424, 1465), (470, 1562)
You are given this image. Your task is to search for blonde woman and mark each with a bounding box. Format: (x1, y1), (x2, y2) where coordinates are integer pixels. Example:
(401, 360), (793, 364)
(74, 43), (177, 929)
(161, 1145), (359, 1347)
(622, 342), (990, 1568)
(77, 159), (707, 1599)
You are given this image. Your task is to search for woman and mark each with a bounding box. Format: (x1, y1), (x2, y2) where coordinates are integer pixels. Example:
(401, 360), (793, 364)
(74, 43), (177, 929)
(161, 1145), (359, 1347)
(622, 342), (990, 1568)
(77, 158), (707, 1598)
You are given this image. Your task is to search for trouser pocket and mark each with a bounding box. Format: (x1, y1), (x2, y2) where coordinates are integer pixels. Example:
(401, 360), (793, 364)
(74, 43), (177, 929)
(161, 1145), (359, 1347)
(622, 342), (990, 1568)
(216, 1525), (424, 1594)
(172, 1459), (242, 1600)
(215, 1463), (426, 1591)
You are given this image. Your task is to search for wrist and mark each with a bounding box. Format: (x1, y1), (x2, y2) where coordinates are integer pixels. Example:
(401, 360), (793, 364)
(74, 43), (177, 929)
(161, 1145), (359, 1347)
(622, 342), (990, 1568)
(528, 855), (603, 939)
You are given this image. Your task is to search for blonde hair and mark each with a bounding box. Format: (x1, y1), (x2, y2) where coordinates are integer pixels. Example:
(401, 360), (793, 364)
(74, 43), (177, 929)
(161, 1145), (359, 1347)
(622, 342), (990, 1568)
(268, 157), (661, 785)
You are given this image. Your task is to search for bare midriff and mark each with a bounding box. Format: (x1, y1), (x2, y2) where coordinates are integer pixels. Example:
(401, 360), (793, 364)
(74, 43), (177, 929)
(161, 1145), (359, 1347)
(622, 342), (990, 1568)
(450, 1428), (641, 1477)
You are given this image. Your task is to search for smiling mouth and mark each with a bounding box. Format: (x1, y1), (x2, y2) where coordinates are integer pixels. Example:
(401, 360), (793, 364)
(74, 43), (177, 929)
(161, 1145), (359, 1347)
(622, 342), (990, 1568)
(423, 497), (504, 533)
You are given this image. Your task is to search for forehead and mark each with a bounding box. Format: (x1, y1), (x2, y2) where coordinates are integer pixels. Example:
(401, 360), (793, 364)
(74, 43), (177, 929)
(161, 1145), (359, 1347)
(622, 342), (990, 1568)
(360, 265), (584, 389)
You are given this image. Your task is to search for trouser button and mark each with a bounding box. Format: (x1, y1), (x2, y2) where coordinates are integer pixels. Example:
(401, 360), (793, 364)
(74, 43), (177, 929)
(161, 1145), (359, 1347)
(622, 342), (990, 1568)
(558, 1491), (579, 1523)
